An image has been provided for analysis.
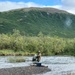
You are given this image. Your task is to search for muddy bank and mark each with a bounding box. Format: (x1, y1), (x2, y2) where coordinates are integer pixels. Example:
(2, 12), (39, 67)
(0, 66), (51, 75)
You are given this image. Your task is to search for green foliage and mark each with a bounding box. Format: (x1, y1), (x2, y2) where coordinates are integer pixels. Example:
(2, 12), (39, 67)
(0, 49), (15, 56)
(8, 57), (26, 63)
(0, 8), (75, 38)
(0, 8), (75, 55)
(0, 31), (75, 56)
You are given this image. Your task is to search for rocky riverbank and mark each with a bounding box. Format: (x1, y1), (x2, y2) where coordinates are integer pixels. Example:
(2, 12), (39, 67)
(0, 66), (51, 75)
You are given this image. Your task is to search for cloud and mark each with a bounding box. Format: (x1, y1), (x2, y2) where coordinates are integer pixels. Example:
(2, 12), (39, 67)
(0, 1), (42, 12)
(43, 5), (61, 9)
(61, 0), (75, 14)
(0, 1), (62, 12)
(62, 0), (75, 7)
(0, 0), (75, 14)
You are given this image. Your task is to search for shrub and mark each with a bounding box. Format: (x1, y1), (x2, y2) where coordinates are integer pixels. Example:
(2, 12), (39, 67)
(8, 57), (26, 63)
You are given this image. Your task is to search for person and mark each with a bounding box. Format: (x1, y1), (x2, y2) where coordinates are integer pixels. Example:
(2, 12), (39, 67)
(32, 51), (41, 62)
(32, 54), (37, 61)
(36, 51), (41, 62)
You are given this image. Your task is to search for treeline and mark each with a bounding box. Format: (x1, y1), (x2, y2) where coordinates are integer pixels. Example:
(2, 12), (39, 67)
(0, 30), (75, 56)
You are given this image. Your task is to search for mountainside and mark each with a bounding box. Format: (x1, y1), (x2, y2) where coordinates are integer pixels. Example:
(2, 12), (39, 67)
(0, 7), (75, 38)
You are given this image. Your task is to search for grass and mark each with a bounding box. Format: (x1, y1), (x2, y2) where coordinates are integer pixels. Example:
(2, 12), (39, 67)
(0, 49), (15, 56)
(8, 57), (26, 63)
(0, 49), (35, 56)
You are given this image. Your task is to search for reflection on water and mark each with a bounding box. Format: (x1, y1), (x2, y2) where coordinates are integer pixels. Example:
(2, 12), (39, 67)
(0, 56), (75, 75)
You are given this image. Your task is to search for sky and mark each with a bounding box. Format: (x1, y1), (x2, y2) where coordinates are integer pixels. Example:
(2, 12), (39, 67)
(0, 0), (75, 14)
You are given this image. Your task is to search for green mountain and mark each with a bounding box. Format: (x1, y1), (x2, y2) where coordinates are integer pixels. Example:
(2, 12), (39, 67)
(0, 7), (75, 38)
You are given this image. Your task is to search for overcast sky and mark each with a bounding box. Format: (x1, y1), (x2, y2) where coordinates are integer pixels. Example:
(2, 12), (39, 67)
(0, 0), (75, 14)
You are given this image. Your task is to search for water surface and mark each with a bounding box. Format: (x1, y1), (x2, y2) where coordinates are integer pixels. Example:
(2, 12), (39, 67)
(0, 56), (75, 75)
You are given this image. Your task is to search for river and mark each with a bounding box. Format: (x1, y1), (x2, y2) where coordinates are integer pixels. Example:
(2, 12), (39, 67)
(0, 56), (75, 75)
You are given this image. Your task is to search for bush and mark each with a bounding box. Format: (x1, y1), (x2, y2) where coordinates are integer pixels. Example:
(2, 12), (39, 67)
(8, 57), (26, 63)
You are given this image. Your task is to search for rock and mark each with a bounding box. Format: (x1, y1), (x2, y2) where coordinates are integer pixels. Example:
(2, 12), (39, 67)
(0, 66), (51, 75)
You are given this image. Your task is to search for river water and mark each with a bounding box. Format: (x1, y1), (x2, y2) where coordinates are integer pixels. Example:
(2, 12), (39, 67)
(0, 56), (75, 75)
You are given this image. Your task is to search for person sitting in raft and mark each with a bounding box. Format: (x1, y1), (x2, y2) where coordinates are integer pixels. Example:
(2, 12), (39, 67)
(32, 51), (41, 62)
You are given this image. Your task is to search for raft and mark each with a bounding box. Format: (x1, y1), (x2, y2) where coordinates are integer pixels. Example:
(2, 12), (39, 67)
(31, 62), (48, 67)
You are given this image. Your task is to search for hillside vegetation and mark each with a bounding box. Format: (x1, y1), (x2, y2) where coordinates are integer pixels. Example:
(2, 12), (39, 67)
(0, 7), (75, 38)
(0, 8), (75, 56)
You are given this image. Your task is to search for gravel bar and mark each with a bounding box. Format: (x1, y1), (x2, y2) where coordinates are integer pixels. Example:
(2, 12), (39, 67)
(0, 66), (51, 75)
